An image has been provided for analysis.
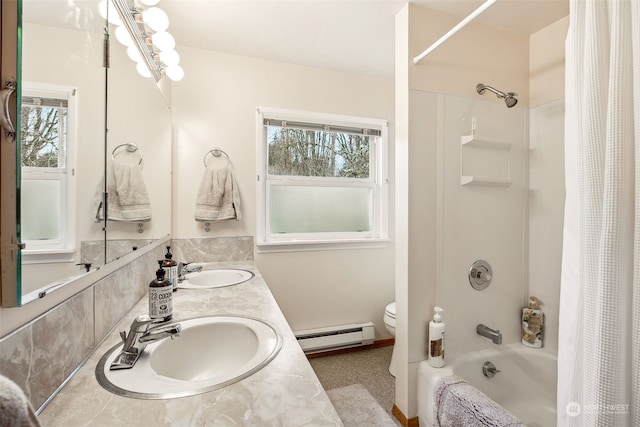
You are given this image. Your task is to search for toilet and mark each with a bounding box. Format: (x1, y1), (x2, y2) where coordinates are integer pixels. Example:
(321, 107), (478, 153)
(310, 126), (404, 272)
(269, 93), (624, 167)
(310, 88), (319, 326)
(383, 302), (397, 377)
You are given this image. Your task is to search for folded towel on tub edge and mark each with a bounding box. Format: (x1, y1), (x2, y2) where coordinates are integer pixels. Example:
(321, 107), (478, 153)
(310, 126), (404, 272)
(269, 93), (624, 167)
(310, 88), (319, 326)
(433, 374), (525, 427)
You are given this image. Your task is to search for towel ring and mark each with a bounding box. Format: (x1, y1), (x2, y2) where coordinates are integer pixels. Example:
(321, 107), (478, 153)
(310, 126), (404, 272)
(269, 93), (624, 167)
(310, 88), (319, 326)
(203, 148), (230, 167)
(112, 142), (143, 165)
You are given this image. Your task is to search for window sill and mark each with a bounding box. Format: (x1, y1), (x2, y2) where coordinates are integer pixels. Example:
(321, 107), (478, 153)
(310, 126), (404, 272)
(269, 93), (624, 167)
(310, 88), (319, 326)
(257, 238), (390, 253)
(22, 248), (75, 264)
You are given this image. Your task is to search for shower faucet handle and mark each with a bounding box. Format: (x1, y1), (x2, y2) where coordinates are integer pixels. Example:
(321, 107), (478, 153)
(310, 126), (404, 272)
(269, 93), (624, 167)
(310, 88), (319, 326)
(469, 260), (492, 290)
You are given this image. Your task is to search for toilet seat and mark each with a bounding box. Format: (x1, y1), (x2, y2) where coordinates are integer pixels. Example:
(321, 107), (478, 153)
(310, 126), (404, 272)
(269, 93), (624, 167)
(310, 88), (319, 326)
(384, 302), (396, 319)
(383, 302), (397, 377)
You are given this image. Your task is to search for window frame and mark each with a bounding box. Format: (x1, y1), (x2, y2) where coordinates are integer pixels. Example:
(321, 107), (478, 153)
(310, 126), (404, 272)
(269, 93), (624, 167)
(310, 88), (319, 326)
(256, 107), (389, 252)
(20, 82), (77, 264)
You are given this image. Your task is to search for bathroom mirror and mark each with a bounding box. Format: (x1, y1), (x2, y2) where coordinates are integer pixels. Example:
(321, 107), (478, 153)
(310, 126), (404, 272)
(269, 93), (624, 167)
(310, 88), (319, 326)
(13, 0), (171, 305)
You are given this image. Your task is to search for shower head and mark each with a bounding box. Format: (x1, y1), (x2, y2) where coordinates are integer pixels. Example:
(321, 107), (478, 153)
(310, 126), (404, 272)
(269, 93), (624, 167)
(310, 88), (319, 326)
(476, 83), (518, 108)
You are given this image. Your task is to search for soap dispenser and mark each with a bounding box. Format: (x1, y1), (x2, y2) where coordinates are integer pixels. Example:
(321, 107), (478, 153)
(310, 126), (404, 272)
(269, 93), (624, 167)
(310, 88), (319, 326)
(162, 246), (178, 292)
(522, 296), (543, 348)
(428, 307), (445, 368)
(149, 260), (173, 322)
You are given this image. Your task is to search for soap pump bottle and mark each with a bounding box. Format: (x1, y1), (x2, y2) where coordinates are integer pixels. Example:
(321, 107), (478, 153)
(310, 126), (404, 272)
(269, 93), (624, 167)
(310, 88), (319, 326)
(522, 296), (543, 348)
(162, 246), (178, 292)
(428, 307), (445, 368)
(149, 260), (173, 322)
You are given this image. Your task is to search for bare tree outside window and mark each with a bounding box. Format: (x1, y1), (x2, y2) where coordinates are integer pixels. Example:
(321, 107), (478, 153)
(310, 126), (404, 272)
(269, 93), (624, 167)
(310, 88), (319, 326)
(21, 102), (67, 168)
(267, 127), (370, 178)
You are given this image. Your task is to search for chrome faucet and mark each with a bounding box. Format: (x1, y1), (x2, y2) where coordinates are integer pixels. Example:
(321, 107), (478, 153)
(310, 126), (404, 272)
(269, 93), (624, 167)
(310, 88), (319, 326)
(476, 324), (502, 344)
(110, 314), (182, 370)
(177, 262), (202, 282)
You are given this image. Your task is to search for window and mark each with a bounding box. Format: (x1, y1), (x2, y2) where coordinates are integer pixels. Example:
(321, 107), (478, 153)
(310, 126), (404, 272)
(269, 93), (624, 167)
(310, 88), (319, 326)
(20, 83), (76, 262)
(257, 107), (388, 251)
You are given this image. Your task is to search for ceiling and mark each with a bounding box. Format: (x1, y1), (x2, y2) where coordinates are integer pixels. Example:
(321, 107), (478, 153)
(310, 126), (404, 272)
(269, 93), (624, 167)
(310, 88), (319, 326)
(25, 0), (569, 79)
(161, 0), (569, 79)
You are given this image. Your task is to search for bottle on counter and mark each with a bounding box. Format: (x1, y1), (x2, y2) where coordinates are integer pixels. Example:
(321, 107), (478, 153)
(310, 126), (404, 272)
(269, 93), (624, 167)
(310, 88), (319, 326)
(522, 296), (543, 348)
(428, 306), (445, 368)
(149, 260), (173, 322)
(162, 246), (178, 292)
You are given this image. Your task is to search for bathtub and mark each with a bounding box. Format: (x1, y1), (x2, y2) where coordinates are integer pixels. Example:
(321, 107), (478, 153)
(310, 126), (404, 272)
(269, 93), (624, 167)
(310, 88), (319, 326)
(417, 344), (557, 427)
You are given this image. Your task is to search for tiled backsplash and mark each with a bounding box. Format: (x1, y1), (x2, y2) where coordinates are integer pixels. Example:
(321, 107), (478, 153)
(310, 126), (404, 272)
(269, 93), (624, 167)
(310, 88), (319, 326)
(0, 236), (252, 412)
(170, 236), (253, 263)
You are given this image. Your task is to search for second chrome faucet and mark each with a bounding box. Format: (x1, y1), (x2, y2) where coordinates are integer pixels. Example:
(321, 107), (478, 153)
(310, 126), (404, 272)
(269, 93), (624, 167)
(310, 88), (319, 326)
(476, 324), (502, 344)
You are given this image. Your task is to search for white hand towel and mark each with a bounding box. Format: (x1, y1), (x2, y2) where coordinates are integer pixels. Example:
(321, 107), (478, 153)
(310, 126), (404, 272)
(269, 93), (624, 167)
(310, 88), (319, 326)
(433, 375), (525, 427)
(92, 162), (152, 222)
(195, 166), (241, 221)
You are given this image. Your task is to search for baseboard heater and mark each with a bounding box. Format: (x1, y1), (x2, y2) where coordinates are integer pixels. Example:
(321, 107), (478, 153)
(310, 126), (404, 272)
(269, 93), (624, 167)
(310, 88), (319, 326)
(295, 322), (375, 354)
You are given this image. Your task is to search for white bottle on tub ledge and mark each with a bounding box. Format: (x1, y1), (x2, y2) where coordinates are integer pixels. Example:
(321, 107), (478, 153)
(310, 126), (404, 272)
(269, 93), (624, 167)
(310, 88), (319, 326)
(428, 307), (445, 368)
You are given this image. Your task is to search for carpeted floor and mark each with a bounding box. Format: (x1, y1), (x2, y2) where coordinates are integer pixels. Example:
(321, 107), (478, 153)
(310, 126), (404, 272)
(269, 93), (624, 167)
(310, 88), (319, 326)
(309, 346), (402, 426)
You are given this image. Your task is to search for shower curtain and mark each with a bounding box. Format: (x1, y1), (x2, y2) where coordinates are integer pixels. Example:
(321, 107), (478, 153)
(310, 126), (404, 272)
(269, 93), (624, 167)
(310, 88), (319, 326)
(558, 0), (639, 426)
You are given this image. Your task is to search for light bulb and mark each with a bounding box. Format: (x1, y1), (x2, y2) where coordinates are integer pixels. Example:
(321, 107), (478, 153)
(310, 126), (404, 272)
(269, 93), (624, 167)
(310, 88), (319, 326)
(139, 0), (160, 5)
(151, 31), (175, 51)
(165, 64), (184, 81)
(136, 62), (152, 78)
(115, 26), (133, 46)
(127, 45), (143, 63)
(159, 49), (180, 66)
(142, 7), (169, 32)
(99, 0), (122, 26)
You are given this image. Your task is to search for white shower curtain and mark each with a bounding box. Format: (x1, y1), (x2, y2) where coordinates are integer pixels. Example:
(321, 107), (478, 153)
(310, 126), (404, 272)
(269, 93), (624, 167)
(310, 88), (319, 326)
(558, 0), (640, 426)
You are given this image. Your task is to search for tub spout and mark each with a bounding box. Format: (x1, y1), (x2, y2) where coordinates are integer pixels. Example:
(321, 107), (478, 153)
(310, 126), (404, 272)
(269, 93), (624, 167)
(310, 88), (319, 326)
(476, 324), (502, 344)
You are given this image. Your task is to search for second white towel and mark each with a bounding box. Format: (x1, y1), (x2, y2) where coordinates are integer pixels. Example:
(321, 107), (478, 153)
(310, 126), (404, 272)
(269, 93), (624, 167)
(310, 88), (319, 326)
(194, 166), (241, 221)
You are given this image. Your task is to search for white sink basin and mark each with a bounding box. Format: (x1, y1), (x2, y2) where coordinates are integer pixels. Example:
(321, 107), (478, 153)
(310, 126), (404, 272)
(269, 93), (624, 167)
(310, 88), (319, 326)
(96, 315), (282, 399)
(178, 268), (254, 289)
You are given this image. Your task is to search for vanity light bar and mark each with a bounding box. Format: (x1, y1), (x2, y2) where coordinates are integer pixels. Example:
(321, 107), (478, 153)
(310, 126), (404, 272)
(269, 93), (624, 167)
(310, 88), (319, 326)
(111, 0), (164, 82)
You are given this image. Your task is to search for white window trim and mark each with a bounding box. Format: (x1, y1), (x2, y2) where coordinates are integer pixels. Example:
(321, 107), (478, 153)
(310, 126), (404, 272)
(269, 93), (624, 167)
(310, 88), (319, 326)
(21, 82), (77, 264)
(256, 106), (389, 253)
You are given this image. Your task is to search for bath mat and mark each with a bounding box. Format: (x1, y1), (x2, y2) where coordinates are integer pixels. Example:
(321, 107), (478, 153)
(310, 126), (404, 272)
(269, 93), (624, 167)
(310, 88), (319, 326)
(326, 383), (398, 427)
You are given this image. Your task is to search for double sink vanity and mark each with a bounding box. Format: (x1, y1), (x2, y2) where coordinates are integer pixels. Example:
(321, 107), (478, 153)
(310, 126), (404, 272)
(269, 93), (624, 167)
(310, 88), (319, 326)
(38, 262), (343, 426)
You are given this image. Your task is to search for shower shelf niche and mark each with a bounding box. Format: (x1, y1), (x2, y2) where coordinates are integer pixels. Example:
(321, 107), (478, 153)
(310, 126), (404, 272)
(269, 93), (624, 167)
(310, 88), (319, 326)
(460, 135), (512, 187)
(460, 176), (512, 187)
(461, 135), (512, 150)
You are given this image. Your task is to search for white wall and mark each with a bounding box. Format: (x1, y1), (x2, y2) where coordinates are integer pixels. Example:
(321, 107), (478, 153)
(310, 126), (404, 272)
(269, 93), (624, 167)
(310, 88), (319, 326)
(171, 47), (395, 338)
(437, 93), (528, 358)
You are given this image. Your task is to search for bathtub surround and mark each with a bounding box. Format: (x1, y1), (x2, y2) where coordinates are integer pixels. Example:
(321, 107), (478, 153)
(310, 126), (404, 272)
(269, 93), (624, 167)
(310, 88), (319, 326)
(528, 97), (565, 356)
(417, 344), (557, 426)
(0, 236), (252, 414)
(394, 5), (569, 421)
(559, 1), (640, 425)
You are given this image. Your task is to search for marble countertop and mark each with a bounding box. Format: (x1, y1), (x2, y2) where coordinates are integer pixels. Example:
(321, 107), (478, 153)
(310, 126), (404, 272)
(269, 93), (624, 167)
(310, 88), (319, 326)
(38, 262), (343, 426)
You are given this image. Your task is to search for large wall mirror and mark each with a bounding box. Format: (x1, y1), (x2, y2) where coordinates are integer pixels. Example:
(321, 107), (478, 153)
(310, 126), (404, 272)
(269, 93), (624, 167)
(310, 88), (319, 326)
(12, 0), (171, 306)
